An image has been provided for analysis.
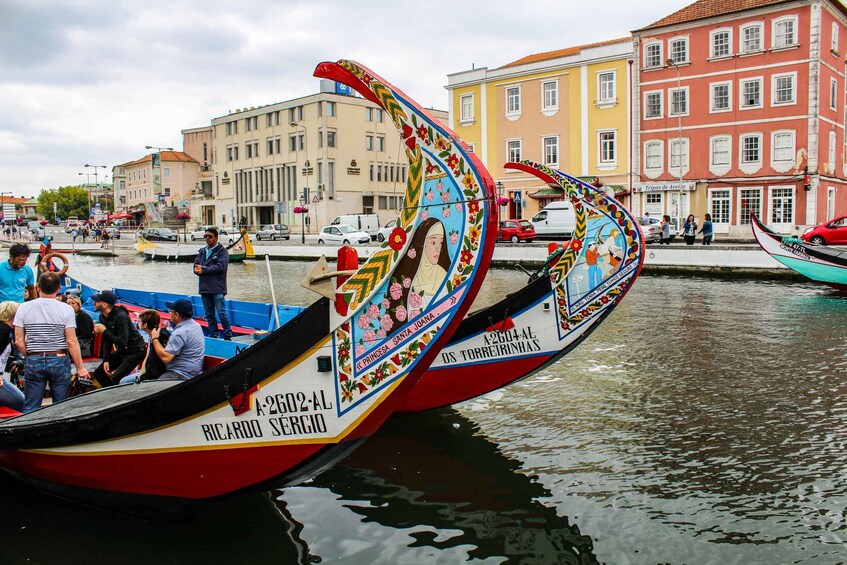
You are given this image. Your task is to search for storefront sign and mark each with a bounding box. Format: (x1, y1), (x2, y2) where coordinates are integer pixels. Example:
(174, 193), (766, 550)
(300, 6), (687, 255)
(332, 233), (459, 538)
(635, 182), (695, 193)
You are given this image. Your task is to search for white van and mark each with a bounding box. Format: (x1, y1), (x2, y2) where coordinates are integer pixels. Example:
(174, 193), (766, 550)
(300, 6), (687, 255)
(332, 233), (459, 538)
(331, 214), (380, 240)
(530, 201), (576, 238)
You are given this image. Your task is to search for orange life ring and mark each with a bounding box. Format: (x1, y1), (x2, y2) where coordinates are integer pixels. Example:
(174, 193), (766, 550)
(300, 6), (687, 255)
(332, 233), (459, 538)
(39, 252), (69, 275)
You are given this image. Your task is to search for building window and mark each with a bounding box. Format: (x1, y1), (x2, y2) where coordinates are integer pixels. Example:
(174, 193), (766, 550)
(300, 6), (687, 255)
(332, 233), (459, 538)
(669, 37), (688, 63)
(740, 78), (762, 108)
(741, 23), (763, 53)
(377, 136), (385, 152)
(460, 94), (474, 122)
(772, 131), (795, 164)
(645, 91), (662, 118)
(226, 121), (238, 136)
(365, 135), (373, 151)
(163, 167), (170, 178)
(327, 130), (336, 148)
(542, 80), (558, 111)
(710, 189), (731, 224)
(772, 73), (796, 105)
(711, 29), (732, 58)
(325, 102), (336, 117)
(506, 86), (521, 115)
(711, 82), (731, 111)
(771, 187), (794, 224)
(644, 42), (662, 68)
(163, 187), (171, 197)
(598, 72), (615, 104)
(831, 78), (838, 109)
(829, 130), (837, 167)
(669, 139), (688, 169)
(507, 139), (521, 162)
(741, 134), (762, 164)
(365, 107), (383, 122)
(645, 141), (663, 171)
(543, 136), (559, 166)
(245, 116), (258, 131)
(833, 22), (840, 53)
(266, 111), (280, 127)
(669, 87), (688, 115)
(599, 131), (616, 164)
(739, 188), (762, 224)
(289, 134), (303, 152)
(711, 137), (731, 166)
(289, 106), (303, 122)
(773, 17), (797, 49)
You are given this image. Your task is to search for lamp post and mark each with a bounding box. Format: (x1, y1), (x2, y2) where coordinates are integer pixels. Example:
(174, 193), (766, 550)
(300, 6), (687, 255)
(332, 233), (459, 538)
(298, 195), (306, 244)
(495, 181), (505, 237)
(666, 59), (684, 231)
(84, 164), (107, 221)
(290, 123), (309, 233)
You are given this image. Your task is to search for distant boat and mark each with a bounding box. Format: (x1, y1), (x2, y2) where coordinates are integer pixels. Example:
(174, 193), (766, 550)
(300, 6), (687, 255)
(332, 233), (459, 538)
(751, 214), (847, 292)
(138, 229), (255, 263)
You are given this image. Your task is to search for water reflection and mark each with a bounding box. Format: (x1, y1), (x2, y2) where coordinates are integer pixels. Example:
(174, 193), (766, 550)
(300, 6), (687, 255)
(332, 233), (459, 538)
(275, 410), (597, 564)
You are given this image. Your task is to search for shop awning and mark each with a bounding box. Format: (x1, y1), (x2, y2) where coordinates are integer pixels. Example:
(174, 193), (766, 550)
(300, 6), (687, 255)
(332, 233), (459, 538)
(528, 186), (565, 199)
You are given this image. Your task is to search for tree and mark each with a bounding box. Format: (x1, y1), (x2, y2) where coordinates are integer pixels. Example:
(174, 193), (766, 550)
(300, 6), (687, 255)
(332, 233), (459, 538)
(37, 185), (89, 220)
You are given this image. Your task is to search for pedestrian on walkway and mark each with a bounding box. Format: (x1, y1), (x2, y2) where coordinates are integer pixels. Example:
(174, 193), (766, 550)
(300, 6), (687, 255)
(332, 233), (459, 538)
(193, 227), (232, 340)
(659, 215), (672, 245)
(682, 214), (698, 246)
(699, 213), (714, 246)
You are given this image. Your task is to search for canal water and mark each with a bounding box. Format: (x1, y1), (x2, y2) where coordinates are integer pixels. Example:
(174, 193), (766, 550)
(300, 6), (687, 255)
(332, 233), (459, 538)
(2, 255), (846, 564)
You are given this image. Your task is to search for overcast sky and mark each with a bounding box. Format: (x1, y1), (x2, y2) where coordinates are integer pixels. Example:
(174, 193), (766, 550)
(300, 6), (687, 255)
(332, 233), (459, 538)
(0, 0), (691, 198)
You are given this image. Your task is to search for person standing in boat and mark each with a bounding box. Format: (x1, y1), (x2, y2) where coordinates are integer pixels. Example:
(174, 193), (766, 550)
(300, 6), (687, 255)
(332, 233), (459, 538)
(682, 215), (698, 246)
(149, 299), (205, 380)
(90, 290), (147, 387)
(0, 244), (35, 303)
(193, 227), (232, 340)
(13, 272), (90, 412)
(699, 213), (714, 246)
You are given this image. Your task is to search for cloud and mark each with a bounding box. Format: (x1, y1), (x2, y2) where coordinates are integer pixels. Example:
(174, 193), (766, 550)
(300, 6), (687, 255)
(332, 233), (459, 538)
(0, 0), (688, 196)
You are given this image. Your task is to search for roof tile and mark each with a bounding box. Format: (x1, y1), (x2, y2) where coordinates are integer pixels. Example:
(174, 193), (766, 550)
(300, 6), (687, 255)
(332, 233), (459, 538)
(500, 37), (630, 69)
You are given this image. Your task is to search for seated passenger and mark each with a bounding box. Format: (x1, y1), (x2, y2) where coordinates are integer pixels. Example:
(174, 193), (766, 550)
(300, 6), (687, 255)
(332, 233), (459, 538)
(66, 296), (94, 357)
(150, 299), (204, 380)
(119, 309), (171, 384)
(0, 301), (24, 411)
(91, 290), (146, 387)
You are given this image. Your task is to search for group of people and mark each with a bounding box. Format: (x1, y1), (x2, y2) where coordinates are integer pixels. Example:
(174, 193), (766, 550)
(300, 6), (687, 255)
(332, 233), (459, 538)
(656, 214), (714, 246)
(0, 224), (234, 414)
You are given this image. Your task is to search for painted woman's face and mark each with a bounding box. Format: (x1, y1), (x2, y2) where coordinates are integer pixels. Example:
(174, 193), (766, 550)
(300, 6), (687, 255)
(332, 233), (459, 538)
(424, 233), (444, 264)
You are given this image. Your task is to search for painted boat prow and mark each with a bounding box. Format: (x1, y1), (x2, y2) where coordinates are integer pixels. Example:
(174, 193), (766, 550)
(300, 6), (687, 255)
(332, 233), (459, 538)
(751, 214), (847, 291)
(0, 59), (498, 506)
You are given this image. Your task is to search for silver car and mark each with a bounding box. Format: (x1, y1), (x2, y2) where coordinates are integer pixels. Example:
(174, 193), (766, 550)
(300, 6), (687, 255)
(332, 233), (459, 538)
(638, 217), (662, 244)
(255, 224), (291, 241)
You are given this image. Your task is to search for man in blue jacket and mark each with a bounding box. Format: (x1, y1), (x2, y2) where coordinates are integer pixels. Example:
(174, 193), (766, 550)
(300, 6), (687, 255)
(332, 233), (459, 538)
(193, 227), (232, 340)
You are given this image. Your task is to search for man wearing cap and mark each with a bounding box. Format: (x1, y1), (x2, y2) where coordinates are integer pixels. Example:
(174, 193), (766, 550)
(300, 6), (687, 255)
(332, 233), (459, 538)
(14, 272), (89, 412)
(91, 289), (146, 387)
(149, 298), (205, 380)
(193, 227), (232, 340)
(0, 244), (36, 303)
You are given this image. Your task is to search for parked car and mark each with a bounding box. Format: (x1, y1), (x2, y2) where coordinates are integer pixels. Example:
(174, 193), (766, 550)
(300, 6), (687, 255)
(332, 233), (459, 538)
(218, 228), (240, 244)
(255, 224), (291, 241)
(330, 214), (380, 240)
(638, 216), (662, 244)
(801, 215), (847, 245)
(189, 226), (216, 241)
(140, 228), (178, 242)
(317, 225), (371, 245)
(27, 220), (42, 234)
(498, 219), (536, 243)
(33, 227), (53, 241)
(376, 219), (398, 243)
(530, 201), (577, 238)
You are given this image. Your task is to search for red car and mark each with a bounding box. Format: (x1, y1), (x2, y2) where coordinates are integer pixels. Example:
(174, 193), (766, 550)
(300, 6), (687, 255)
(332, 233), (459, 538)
(801, 215), (847, 245)
(498, 219), (536, 243)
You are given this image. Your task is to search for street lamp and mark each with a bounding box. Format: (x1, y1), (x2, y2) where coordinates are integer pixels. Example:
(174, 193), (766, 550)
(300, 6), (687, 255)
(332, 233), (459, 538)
(84, 164), (107, 220)
(666, 58), (684, 231)
(495, 181), (505, 233)
(298, 195), (306, 244)
(290, 123), (310, 233)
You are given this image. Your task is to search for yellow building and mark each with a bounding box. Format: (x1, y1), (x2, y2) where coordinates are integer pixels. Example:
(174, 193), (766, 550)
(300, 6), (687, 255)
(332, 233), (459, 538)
(207, 80), (447, 231)
(446, 38), (633, 220)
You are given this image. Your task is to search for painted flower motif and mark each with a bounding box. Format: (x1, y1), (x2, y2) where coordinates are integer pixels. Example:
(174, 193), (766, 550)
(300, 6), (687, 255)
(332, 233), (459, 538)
(446, 154), (459, 170)
(389, 282), (403, 300)
(342, 389), (353, 402)
(408, 291), (422, 309)
(425, 160), (436, 174)
(358, 382), (368, 394)
(436, 180), (444, 191)
(382, 298), (390, 309)
(421, 210), (429, 221)
(357, 314), (370, 330)
(426, 190), (435, 202)
(362, 73), (373, 84)
(395, 305), (407, 322)
(389, 227), (407, 251)
(580, 309), (590, 317)
(570, 239), (583, 252)
(451, 275), (463, 288)
(377, 329), (387, 339)
(455, 202), (463, 212)
(374, 367), (386, 380)
(363, 329), (377, 344)
(409, 308), (420, 320)
(460, 249), (473, 264)
(380, 315), (393, 332)
(450, 232), (459, 245)
(468, 225), (481, 243)
(467, 201), (479, 214)
(355, 344), (366, 356)
(416, 124), (428, 141)
(600, 296), (609, 305)
(462, 172), (475, 189)
(434, 135), (448, 151)
(407, 248), (417, 259)
(402, 277), (411, 288)
(338, 345), (349, 360)
(440, 192), (450, 203)
(557, 297), (566, 307)
(442, 207), (451, 218)
(368, 304), (380, 320)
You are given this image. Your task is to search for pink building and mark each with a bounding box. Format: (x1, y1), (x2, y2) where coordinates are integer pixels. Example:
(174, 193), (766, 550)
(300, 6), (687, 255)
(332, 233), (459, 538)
(633, 0), (847, 237)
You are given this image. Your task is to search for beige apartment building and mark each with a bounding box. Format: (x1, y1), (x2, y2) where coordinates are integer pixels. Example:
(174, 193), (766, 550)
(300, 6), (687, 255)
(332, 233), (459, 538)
(207, 79), (447, 231)
(119, 151), (199, 222)
(182, 126), (216, 226)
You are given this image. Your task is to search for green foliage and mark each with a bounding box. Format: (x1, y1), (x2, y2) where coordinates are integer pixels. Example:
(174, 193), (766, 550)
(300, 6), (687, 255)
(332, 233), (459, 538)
(37, 185), (89, 219)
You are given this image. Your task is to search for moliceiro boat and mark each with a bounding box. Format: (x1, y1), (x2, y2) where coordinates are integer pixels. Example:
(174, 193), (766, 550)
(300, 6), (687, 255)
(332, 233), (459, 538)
(751, 214), (847, 292)
(401, 161), (645, 412)
(0, 59), (497, 505)
(138, 229), (255, 262)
